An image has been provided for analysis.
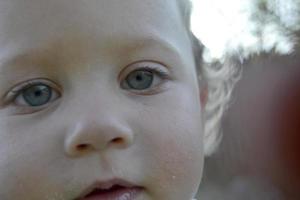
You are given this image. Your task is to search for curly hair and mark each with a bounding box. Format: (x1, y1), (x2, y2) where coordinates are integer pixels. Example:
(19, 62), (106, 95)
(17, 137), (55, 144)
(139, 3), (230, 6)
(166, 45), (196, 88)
(178, 0), (241, 155)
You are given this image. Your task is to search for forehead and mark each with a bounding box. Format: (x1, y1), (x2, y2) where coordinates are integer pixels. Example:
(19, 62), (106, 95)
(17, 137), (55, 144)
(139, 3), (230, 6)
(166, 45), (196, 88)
(0, 0), (186, 47)
(0, 0), (194, 71)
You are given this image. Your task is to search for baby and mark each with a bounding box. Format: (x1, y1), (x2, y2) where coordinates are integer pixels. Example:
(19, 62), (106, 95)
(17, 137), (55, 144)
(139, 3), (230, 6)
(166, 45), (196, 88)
(0, 0), (236, 199)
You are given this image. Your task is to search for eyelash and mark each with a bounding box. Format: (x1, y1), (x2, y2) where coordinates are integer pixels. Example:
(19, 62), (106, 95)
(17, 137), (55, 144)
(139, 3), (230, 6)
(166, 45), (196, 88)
(134, 66), (170, 79)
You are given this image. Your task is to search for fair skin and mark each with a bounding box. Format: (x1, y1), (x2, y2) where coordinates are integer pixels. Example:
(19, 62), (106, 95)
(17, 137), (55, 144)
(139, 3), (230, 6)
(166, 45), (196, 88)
(0, 0), (206, 199)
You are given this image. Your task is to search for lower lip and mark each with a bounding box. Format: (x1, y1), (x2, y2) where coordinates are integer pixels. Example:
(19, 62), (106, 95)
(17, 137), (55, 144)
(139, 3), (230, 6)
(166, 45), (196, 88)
(81, 187), (143, 200)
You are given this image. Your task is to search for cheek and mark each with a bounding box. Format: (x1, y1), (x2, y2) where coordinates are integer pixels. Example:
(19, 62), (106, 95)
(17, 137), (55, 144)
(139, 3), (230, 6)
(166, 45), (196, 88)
(0, 119), (65, 199)
(134, 86), (204, 198)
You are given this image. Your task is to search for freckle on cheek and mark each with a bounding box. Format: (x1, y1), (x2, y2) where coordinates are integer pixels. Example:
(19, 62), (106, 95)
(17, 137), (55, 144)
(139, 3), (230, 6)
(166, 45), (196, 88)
(158, 140), (199, 182)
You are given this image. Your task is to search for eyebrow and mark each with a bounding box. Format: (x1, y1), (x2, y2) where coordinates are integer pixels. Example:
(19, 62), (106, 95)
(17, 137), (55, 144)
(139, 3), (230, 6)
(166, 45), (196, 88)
(0, 35), (185, 75)
(0, 47), (56, 74)
(124, 36), (182, 57)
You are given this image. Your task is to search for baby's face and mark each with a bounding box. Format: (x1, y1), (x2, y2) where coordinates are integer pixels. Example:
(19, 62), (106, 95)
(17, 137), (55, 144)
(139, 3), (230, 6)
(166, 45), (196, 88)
(0, 0), (205, 199)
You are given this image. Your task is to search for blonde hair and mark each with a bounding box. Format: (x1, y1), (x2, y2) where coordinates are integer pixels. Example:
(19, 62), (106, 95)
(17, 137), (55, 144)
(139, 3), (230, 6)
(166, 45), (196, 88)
(179, 0), (241, 155)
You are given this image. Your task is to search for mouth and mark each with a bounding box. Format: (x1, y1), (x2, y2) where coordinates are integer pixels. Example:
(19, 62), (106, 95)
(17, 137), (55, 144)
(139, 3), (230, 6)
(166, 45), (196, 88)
(75, 179), (143, 200)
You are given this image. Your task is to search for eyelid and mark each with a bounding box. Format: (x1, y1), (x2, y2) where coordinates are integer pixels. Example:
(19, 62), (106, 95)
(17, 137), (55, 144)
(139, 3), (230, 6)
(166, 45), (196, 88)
(118, 60), (172, 82)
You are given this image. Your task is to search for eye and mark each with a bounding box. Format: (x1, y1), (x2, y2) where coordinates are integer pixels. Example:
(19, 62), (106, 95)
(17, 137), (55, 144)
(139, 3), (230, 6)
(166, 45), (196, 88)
(125, 70), (154, 90)
(17, 84), (54, 106)
(9, 80), (61, 107)
(120, 62), (171, 93)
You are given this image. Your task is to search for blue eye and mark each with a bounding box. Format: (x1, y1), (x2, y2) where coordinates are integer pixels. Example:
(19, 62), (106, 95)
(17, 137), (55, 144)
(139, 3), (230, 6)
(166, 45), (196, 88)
(21, 84), (52, 106)
(9, 80), (61, 108)
(125, 70), (154, 90)
(120, 63), (171, 94)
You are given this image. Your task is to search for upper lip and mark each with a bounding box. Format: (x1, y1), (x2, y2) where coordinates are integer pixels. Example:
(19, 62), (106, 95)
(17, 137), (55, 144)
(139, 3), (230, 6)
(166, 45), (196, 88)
(74, 178), (141, 200)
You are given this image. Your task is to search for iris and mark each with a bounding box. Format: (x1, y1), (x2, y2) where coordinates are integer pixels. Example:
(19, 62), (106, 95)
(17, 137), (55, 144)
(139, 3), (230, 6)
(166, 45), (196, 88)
(125, 70), (154, 90)
(22, 84), (52, 106)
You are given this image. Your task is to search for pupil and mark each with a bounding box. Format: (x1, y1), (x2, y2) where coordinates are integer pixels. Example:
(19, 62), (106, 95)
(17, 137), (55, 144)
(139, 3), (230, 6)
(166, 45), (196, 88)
(136, 75), (143, 81)
(35, 90), (42, 96)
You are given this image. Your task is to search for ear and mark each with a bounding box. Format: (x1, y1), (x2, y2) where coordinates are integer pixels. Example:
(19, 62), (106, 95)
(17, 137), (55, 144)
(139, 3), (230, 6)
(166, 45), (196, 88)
(200, 85), (208, 107)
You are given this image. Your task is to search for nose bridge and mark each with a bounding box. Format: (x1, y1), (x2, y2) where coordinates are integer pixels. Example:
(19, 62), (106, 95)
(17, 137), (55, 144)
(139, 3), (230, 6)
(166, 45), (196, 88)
(72, 77), (121, 116)
(64, 87), (134, 157)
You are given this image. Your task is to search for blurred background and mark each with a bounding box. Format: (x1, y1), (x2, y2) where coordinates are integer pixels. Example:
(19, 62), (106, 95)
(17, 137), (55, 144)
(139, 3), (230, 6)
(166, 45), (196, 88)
(191, 0), (300, 199)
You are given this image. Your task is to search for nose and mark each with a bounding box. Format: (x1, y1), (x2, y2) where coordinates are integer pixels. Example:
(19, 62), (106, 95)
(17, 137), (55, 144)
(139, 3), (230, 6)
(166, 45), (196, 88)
(64, 116), (134, 157)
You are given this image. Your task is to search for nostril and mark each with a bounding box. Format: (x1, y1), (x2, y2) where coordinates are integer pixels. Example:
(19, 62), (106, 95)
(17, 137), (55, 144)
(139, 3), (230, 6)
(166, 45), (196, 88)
(111, 137), (123, 144)
(77, 143), (89, 150)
